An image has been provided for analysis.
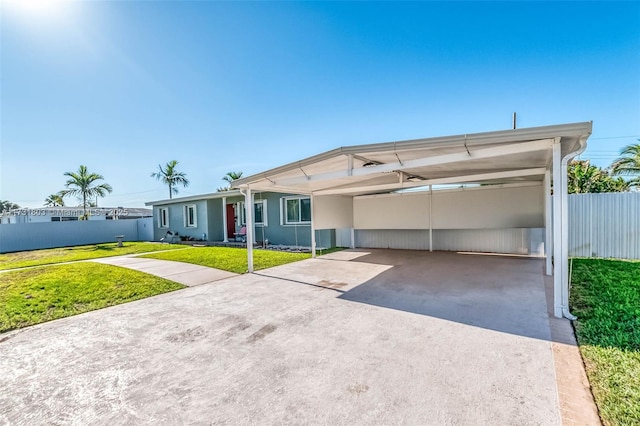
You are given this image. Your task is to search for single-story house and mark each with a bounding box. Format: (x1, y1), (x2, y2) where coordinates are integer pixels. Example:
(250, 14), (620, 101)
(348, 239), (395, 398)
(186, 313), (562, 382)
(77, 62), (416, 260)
(229, 122), (593, 319)
(144, 191), (335, 248)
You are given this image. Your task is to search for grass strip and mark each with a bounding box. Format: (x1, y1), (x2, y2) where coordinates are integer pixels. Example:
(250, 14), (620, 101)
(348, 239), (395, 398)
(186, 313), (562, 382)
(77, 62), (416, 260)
(0, 262), (184, 333)
(0, 242), (184, 270)
(141, 246), (311, 273)
(570, 258), (640, 426)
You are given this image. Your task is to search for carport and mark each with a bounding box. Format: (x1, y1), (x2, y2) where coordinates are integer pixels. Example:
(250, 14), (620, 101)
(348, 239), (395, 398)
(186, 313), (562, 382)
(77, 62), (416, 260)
(232, 122), (592, 319)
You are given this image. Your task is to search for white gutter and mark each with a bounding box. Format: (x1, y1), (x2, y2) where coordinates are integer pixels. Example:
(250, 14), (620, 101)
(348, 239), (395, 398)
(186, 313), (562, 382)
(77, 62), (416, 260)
(560, 135), (589, 320)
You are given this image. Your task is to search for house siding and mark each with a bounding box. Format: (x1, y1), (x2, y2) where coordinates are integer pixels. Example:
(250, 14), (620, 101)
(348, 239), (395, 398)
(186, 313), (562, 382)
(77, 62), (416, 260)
(150, 192), (336, 248)
(153, 200), (208, 241)
(206, 198), (224, 241)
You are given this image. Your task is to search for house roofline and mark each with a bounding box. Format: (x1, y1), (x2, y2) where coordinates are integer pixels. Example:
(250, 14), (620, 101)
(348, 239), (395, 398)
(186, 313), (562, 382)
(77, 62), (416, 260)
(145, 190), (242, 206)
(231, 121), (593, 188)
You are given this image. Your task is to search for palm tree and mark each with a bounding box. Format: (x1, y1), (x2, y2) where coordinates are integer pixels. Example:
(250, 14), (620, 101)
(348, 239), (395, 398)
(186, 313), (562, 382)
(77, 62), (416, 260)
(611, 142), (640, 187)
(60, 165), (113, 219)
(151, 160), (190, 199)
(0, 200), (20, 212)
(44, 194), (65, 207)
(218, 171), (243, 191)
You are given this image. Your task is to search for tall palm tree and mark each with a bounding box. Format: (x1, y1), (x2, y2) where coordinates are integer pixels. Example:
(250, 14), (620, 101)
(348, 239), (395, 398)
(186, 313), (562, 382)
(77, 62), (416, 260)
(611, 142), (640, 187)
(218, 171), (243, 191)
(44, 194), (65, 207)
(151, 160), (190, 199)
(60, 165), (113, 219)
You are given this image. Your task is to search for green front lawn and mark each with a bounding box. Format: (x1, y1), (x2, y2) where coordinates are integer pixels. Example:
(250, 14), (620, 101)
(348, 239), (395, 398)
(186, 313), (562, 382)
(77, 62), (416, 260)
(570, 258), (640, 426)
(0, 263), (184, 333)
(0, 242), (184, 271)
(141, 246), (311, 273)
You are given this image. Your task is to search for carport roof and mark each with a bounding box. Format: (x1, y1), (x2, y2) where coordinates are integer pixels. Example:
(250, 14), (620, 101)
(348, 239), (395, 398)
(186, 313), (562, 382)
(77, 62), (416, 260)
(232, 122), (592, 196)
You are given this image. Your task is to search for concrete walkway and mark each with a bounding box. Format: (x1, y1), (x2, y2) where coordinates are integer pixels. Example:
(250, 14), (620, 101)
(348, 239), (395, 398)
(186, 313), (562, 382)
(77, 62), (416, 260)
(91, 255), (238, 286)
(0, 250), (573, 425)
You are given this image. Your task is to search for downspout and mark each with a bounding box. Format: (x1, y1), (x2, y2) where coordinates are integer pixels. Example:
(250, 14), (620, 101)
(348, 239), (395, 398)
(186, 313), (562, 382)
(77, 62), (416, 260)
(560, 136), (589, 320)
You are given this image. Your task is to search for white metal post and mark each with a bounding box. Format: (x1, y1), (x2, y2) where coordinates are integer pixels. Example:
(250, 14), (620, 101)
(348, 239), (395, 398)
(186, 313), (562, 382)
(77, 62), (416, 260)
(544, 170), (552, 275)
(552, 142), (563, 318)
(222, 196), (228, 242)
(350, 228), (355, 249)
(429, 185), (433, 252)
(245, 187), (254, 273)
(310, 194), (316, 258)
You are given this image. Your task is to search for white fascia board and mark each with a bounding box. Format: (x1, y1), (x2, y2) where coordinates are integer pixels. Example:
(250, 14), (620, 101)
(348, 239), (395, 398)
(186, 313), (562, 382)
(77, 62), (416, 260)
(231, 122), (592, 188)
(145, 190), (242, 206)
(273, 139), (554, 188)
(233, 184), (313, 196)
(311, 167), (547, 196)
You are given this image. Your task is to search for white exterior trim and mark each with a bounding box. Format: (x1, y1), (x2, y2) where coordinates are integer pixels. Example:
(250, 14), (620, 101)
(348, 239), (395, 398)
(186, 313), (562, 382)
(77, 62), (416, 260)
(158, 207), (169, 229)
(552, 141), (563, 318)
(222, 196), (228, 242)
(544, 170), (552, 276)
(184, 204), (197, 228)
(281, 196), (312, 225)
(310, 194), (316, 258)
(244, 187), (254, 273)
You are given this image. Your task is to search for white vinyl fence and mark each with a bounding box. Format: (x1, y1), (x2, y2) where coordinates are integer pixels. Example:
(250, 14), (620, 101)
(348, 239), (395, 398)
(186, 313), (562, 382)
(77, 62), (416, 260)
(0, 218), (154, 253)
(569, 192), (640, 259)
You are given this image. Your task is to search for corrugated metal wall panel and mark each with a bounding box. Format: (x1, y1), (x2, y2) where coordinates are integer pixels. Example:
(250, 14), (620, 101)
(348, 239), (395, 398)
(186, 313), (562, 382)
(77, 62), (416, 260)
(335, 228), (353, 247)
(568, 192), (640, 259)
(355, 228), (545, 255)
(355, 229), (431, 250)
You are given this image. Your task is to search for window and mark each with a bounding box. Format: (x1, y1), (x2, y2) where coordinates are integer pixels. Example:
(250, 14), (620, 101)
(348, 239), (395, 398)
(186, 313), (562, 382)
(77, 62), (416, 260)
(184, 205), (197, 227)
(238, 200), (267, 226)
(282, 197), (311, 224)
(159, 207), (169, 228)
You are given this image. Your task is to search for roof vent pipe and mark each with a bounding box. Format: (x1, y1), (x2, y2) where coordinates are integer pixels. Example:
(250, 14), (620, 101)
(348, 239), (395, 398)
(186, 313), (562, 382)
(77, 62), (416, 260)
(513, 112), (517, 130)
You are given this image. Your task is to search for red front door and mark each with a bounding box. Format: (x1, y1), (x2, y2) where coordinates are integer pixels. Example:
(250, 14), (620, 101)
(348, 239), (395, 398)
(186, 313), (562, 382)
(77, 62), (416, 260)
(226, 204), (236, 239)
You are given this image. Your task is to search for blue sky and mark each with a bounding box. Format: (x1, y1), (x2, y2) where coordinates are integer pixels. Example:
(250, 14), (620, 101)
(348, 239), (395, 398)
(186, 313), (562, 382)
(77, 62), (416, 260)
(1, 1), (639, 208)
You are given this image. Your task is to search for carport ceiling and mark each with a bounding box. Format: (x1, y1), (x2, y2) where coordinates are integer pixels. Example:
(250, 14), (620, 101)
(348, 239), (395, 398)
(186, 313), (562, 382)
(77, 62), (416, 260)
(232, 122), (593, 196)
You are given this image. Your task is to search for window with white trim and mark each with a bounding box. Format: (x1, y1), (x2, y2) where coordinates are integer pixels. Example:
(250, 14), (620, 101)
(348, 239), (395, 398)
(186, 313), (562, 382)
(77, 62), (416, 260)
(238, 200), (267, 226)
(282, 197), (311, 224)
(184, 204), (197, 227)
(158, 207), (169, 228)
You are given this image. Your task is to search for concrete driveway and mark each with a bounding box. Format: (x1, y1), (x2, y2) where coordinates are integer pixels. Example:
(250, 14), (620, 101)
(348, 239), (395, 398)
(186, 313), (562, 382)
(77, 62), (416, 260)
(0, 249), (561, 425)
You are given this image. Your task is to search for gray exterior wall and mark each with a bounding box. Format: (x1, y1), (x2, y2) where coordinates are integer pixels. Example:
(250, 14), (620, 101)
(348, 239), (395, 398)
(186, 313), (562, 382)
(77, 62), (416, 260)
(0, 218), (153, 253)
(151, 193), (335, 248)
(152, 200), (208, 241)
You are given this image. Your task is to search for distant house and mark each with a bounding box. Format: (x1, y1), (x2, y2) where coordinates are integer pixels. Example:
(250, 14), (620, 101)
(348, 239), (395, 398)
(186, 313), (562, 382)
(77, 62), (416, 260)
(145, 191), (335, 248)
(0, 207), (152, 224)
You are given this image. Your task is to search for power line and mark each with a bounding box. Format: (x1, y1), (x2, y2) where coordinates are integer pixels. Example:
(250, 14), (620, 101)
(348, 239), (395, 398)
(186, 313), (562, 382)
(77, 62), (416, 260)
(590, 135), (639, 140)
